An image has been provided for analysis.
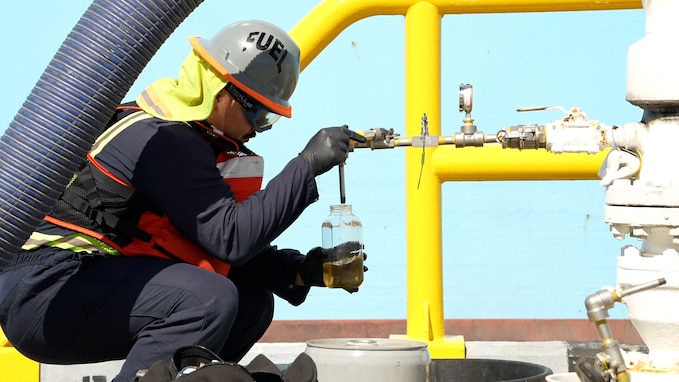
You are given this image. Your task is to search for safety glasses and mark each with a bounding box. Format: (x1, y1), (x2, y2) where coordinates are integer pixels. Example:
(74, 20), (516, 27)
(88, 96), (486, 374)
(225, 82), (280, 132)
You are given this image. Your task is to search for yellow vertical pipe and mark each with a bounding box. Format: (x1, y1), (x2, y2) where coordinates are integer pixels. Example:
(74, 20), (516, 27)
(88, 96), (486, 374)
(401, 2), (464, 358)
(403, 2), (449, 352)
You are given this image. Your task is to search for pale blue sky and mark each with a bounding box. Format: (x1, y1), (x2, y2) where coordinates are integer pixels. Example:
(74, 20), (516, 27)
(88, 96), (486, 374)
(0, 1), (646, 320)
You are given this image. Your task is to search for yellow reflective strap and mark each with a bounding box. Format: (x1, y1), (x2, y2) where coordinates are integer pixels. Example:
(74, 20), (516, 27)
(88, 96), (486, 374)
(22, 232), (120, 256)
(89, 111), (154, 158)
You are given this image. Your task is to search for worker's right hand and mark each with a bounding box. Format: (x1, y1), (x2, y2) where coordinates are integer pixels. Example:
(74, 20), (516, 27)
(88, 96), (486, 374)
(300, 125), (366, 176)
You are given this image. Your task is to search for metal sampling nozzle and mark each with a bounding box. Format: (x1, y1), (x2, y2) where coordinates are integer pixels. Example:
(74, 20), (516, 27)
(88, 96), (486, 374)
(618, 278), (666, 298)
(339, 163), (346, 204)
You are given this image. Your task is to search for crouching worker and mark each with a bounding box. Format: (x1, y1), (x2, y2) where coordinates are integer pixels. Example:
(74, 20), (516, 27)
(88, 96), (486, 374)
(0, 20), (366, 382)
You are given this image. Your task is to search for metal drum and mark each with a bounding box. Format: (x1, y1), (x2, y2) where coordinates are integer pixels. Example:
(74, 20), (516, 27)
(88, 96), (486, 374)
(305, 338), (430, 382)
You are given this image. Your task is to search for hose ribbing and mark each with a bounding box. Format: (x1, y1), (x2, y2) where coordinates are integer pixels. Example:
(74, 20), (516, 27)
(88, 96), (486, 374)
(0, 0), (203, 268)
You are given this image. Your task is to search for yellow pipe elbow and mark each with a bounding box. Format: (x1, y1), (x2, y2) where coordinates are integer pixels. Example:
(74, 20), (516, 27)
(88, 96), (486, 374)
(290, 0), (641, 71)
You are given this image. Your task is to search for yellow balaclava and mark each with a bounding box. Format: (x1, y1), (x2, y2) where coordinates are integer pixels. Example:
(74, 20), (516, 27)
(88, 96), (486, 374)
(137, 50), (227, 122)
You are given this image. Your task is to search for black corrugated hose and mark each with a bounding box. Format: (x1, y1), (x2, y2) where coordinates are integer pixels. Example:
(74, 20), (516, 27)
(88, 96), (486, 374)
(0, 0), (204, 269)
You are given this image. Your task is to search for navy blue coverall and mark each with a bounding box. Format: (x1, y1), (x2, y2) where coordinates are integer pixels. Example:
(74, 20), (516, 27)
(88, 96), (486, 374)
(0, 106), (319, 381)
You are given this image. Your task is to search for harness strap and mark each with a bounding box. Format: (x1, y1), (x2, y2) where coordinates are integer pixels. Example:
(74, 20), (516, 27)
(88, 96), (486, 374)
(60, 162), (153, 243)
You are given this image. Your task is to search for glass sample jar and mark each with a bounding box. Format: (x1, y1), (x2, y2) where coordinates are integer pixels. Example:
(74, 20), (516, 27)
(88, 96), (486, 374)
(321, 204), (364, 289)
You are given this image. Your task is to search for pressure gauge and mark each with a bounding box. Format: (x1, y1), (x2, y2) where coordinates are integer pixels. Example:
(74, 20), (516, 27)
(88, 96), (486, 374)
(459, 84), (473, 114)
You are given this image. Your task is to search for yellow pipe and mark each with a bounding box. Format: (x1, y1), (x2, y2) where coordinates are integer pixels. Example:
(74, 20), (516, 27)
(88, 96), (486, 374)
(404, 2), (444, 345)
(1, 328), (39, 382)
(287, 0), (642, 360)
(432, 146), (608, 181)
(290, 0), (641, 70)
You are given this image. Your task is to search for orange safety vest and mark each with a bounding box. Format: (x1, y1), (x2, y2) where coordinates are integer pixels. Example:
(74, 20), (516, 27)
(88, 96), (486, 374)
(42, 109), (263, 276)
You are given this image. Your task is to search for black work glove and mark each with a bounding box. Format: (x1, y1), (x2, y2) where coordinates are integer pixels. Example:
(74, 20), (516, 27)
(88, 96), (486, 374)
(298, 246), (368, 294)
(300, 125), (367, 176)
(298, 247), (327, 287)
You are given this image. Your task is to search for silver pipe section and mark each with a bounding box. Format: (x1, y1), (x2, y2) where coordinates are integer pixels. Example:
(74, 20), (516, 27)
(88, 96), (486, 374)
(0, 0), (203, 269)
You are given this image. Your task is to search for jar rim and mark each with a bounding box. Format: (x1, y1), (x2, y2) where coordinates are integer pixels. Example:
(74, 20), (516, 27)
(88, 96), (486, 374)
(330, 204), (352, 210)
